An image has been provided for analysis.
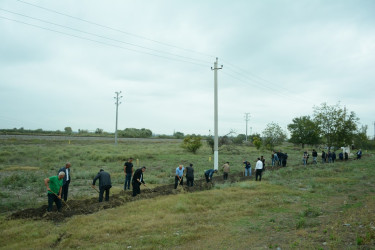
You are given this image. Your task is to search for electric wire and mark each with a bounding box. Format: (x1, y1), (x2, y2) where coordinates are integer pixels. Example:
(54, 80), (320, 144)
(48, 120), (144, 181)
(0, 8), (212, 66)
(221, 67), (316, 105)
(3, 2), (312, 105)
(221, 59), (315, 105)
(0, 15), (211, 68)
(222, 59), (293, 93)
(16, 0), (216, 60)
(1, 12), (312, 104)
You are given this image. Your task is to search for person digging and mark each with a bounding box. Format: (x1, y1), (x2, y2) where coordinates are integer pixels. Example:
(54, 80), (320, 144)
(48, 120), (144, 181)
(92, 169), (112, 202)
(44, 171), (65, 212)
(204, 169), (217, 183)
(132, 166), (147, 197)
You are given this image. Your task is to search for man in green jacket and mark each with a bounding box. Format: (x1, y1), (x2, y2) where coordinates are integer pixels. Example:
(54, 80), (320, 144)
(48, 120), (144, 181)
(44, 171), (65, 212)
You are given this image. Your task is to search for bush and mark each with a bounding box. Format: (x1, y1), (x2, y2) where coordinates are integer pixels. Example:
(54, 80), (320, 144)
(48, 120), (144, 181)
(181, 136), (202, 154)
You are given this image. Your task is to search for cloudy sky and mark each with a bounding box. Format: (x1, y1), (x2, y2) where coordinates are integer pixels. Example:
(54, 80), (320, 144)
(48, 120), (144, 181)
(1, 0), (374, 137)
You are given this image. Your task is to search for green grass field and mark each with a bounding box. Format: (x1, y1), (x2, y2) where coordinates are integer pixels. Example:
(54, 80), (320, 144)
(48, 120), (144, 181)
(1, 137), (374, 249)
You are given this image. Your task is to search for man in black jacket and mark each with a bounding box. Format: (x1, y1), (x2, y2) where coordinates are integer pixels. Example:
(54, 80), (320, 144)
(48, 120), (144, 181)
(92, 169), (112, 202)
(132, 166), (146, 197)
(124, 158), (133, 190)
(186, 163), (194, 187)
(58, 162), (71, 201)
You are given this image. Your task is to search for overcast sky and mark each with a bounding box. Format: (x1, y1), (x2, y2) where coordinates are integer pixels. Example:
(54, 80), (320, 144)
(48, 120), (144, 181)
(1, 0), (374, 137)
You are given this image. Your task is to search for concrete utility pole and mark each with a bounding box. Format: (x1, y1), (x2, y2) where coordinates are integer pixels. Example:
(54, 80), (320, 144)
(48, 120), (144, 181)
(244, 113), (250, 142)
(211, 57), (222, 170)
(114, 91), (123, 145)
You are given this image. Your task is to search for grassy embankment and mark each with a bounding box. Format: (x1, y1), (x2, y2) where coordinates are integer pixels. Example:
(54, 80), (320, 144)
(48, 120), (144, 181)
(0, 137), (374, 249)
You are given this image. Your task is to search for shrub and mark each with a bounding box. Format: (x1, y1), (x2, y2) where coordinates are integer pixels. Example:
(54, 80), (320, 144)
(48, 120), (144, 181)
(181, 136), (202, 154)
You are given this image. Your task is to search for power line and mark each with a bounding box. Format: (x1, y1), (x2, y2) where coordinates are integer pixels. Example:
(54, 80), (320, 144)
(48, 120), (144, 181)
(1, 14), (314, 106)
(0, 8), (213, 66)
(5, 2), (315, 106)
(16, 0), (216, 60)
(222, 59), (299, 96)
(221, 66), (315, 106)
(0, 15), (211, 68)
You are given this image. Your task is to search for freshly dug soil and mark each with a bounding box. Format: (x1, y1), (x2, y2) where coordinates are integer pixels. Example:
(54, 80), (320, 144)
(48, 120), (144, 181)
(9, 171), (261, 222)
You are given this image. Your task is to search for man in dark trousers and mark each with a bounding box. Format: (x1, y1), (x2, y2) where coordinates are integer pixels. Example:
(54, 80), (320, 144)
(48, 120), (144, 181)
(255, 158), (263, 181)
(186, 163), (194, 187)
(58, 162), (71, 201)
(92, 169), (112, 202)
(357, 149), (362, 159)
(204, 169), (217, 183)
(282, 153), (288, 167)
(222, 162), (230, 180)
(132, 166), (146, 197)
(44, 171), (65, 212)
(321, 151), (326, 163)
(312, 149), (318, 164)
(174, 165), (185, 189)
(124, 158), (133, 190)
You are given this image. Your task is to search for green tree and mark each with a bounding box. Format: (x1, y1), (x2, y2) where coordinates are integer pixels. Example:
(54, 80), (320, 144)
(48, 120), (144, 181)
(287, 116), (321, 148)
(182, 135), (202, 154)
(313, 102), (359, 149)
(78, 129), (88, 134)
(173, 131), (184, 139)
(64, 127), (72, 134)
(95, 128), (104, 134)
(262, 122), (287, 150)
(353, 125), (369, 149)
(232, 134), (246, 144)
(253, 136), (262, 150)
(249, 133), (261, 143)
(206, 136), (214, 153)
(206, 130), (236, 153)
(121, 128), (153, 138)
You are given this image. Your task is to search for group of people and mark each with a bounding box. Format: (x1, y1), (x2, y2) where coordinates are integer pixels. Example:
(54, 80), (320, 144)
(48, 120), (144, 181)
(320, 150), (337, 164)
(174, 157), (269, 188)
(44, 155), (279, 212)
(243, 157), (267, 181)
(173, 164), (218, 188)
(44, 162), (72, 212)
(123, 158), (147, 197)
(271, 151), (288, 167)
(44, 162), (115, 212)
(301, 148), (362, 165)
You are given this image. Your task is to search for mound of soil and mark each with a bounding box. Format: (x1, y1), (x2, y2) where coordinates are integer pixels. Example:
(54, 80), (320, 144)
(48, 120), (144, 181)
(9, 172), (255, 222)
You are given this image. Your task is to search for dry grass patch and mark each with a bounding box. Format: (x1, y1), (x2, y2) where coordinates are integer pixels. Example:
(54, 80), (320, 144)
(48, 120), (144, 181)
(0, 166), (40, 171)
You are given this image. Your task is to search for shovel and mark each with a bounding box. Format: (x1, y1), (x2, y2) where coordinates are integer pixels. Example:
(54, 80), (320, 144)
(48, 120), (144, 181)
(51, 190), (71, 210)
(91, 185), (100, 193)
(177, 177), (185, 191)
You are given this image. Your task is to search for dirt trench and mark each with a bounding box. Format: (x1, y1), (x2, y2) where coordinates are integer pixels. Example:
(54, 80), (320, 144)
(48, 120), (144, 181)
(9, 172), (261, 222)
(10, 156), (363, 222)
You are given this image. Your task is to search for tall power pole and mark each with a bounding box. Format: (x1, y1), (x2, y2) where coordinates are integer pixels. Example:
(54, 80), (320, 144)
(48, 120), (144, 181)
(114, 91), (123, 145)
(211, 58), (222, 170)
(244, 113), (250, 142)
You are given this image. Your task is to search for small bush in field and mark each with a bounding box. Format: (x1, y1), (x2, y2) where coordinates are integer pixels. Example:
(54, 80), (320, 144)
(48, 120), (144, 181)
(181, 136), (202, 154)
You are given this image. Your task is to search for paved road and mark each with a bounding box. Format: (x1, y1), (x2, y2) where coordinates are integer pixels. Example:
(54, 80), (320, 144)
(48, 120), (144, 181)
(0, 134), (182, 142)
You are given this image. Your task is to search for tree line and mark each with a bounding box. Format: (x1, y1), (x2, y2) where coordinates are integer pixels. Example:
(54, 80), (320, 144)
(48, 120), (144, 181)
(182, 102), (373, 154)
(1, 103), (372, 150)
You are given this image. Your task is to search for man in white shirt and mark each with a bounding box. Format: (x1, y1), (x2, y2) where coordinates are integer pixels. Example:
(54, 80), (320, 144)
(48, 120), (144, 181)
(255, 158), (263, 181)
